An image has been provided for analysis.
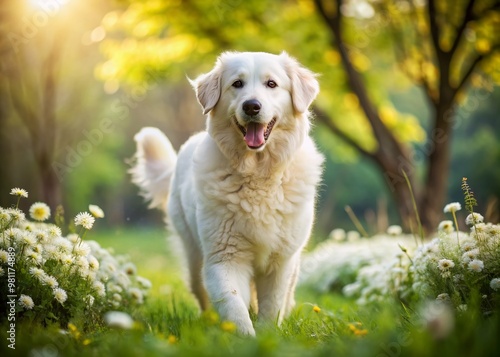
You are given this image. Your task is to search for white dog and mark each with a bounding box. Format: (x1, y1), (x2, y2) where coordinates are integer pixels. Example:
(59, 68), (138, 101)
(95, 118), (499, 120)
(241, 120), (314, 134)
(131, 51), (323, 335)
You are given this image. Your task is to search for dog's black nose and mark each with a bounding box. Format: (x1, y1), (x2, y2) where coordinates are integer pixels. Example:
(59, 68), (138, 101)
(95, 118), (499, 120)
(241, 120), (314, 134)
(242, 99), (261, 116)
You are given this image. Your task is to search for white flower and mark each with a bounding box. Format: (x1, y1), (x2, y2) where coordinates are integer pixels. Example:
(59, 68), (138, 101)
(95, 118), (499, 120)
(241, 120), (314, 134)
(438, 220), (454, 234)
(74, 212), (95, 230)
(89, 204), (105, 218)
(468, 259), (484, 273)
(104, 311), (134, 329)
(20, 232), (36, 247)
(112, 293), (122, 302)
(329, 228), (346, 241)
(53, 288), (68, 305)
(93, 281), (106, 297)
(67, 234), (80, 244)
(88, 255), (99, 271)
(490, 278), (500, 291)
(421, 300), (454, 340)
(29, 202), (51, 222)
(8, 209), (25, 222)
(437, 259), (455, 271)
(10, 188), (28, 198)
(465, 213), (484, 226)
(443, 202), (461, 213)
(85, 294), (95, 307)
(29, 267), (47, 282)
(74, 242), (91, 257)
(128, 287), (144, 304)
(387, 225), (403, 236)
(18, 295), (34, 310)
(47, 226), (62, 238)
(123, 262), (137, 276)
(461, 248), (479, 263)
(436, 293), (450, 302)
(0, 250), (8, 263)
(136, 276), (152, 290)
(42, 275), (59, 289)
(461, 241), (476, 252)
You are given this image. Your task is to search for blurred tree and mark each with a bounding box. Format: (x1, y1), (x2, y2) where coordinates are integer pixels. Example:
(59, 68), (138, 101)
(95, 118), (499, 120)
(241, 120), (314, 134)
(0, 0), (116, 210)
(99, 0), (500, 232)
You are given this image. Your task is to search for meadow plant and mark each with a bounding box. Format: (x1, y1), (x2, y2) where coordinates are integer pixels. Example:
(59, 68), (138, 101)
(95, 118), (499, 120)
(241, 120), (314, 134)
(0, 188), (151, 328)
(303, 180), (500, 316)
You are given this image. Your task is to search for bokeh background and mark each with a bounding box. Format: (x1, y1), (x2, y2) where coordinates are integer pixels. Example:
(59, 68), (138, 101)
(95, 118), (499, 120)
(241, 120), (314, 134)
(1, 0), (499, 238)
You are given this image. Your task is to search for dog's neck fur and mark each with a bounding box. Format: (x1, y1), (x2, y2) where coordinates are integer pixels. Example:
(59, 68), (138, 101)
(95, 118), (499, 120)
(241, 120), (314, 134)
(207, 112), (310, 179)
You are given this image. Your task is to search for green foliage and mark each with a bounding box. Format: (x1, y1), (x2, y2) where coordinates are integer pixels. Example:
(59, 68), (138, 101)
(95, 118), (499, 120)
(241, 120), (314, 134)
(461, 177), (478, 213)
(0, 190), (151, 330)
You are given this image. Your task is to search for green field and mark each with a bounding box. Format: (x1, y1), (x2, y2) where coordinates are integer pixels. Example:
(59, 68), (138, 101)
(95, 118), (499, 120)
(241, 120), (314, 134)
(2, 227), (499, 357)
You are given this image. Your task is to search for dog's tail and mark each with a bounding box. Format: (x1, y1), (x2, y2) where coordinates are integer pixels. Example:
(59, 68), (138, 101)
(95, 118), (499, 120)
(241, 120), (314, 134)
(130, 127), (177, 211)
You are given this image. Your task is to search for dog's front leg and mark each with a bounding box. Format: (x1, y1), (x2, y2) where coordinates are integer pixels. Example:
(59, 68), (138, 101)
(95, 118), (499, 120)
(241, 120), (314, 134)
(256, 253), (300, 325)
(203, 260), (255, 336)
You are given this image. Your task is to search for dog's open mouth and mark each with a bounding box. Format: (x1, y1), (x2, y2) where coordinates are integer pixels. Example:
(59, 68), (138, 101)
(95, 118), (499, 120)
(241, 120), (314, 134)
(235, 117), (277, 149)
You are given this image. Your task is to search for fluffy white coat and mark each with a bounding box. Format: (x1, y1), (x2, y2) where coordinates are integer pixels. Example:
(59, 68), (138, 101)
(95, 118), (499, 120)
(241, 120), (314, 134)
(131, 51), (324, 335)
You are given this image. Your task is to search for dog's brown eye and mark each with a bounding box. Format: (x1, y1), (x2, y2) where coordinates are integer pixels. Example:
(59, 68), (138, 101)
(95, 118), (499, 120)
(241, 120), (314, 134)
(267, 80), (277, 88)
(232, 80), (243, 88)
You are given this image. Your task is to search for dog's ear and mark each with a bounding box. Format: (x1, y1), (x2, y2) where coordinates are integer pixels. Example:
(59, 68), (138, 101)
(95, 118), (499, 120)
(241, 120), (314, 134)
(281, 52), (319, 114)
(189, 65), (221, 115)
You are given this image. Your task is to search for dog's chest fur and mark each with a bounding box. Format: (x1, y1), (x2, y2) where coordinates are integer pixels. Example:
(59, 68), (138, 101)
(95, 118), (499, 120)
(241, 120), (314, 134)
(194, 139), (323, 267)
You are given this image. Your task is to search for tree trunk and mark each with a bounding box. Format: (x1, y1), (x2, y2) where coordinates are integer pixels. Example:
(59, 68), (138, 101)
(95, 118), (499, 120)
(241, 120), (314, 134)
(419, 106), (453, 233)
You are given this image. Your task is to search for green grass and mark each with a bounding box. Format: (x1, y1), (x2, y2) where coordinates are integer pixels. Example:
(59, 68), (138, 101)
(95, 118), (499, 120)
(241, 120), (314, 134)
(2, 227), (500, 356)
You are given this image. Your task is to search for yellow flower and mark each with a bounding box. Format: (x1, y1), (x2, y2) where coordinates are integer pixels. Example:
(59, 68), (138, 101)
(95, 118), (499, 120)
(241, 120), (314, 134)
(348, 322), (368, 336)
(82, 339), (92, 346)
(313, 305), (321, 313)
(354, 328), (368, 336)
(220, 321), (237, 333)
(167, 335), (177, 344)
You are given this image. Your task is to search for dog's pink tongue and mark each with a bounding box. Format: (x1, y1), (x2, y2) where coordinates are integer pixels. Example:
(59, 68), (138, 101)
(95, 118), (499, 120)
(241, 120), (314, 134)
(244, 122), (266, 148)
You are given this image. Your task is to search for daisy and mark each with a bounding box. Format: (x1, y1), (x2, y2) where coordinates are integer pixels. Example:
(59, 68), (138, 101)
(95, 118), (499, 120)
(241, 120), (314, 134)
(136, 276), (152, 290)
(387, 225), (402, 236)
(128, 287), (144, 304)
(88, 204), (105, 218)
(43, 275), (59, 289)
(20, 232), (37, 247)
(490, 278), (500, 291)
(74, 242), (91, 257)
(74, 212), (95, 230)
(29, 267), (47, 282)
(104, 311), (134, 329)
(468, 259), (484, 273)
(18, 295), (34, 310)
(93, 281), (106, 297)
(10, 188), (28, 198)
(437, 259), (455, 271)
(29, 202), (51, 222)
(85, 294), (95, 307)
(461, 248), (479, 263)
(443, 202), (461, 213)
(0, 250), (8, 264)
(123, 262), (137, 276)
(465, 213), (484, 226)
(88, 255), (99, 271)
(53, 288), (68, 305)
(438, 220), (454, 234)
(47, 226), (62, 238)
(8, 209), (25, 222)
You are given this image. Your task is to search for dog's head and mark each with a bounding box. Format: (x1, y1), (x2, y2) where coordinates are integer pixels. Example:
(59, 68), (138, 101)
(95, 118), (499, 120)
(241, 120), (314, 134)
(191, 51), (319, 153)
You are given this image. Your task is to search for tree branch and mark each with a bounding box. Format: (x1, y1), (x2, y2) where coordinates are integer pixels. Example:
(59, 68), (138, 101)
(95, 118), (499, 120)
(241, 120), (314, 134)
(449, 0), (475, 56)
(314, 0), (406, 161)
(312, 106), (373, 159)
(455, 44), (500, 96)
